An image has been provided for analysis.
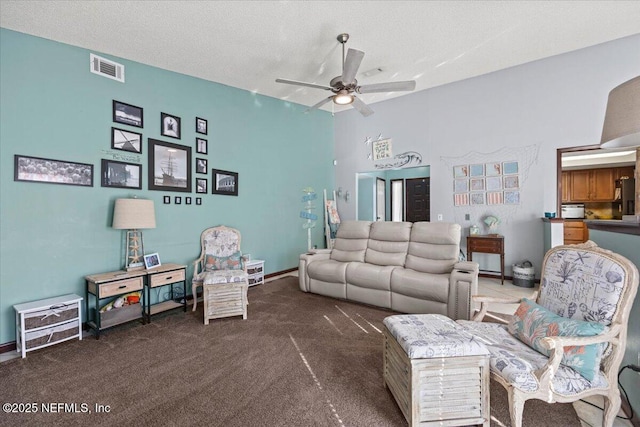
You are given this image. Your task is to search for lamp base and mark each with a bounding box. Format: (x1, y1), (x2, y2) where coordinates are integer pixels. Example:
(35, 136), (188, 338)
(126, 263), (145, 272)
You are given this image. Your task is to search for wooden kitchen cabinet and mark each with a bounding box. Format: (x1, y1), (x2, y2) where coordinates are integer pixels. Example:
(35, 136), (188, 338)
(564, 220), (588, 245)
(591, 168), (615, 201)
(561, 171), (571, 203)
(616, 166), (635, 180)
(564, 168), (616, 202)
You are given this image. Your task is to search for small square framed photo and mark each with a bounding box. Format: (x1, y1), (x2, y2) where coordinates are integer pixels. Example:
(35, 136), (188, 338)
(144, 253), (161, 270)
(112, 127), (142, 154)
(185, 197), (192, 205)
(196, 158), (208, 174)
(163, 196), (171, 204)
(113, 100), (143, 128)
(175, 196), (182, 204)
(196, 178), (208, 194)
(161, 112), (181, 139)
(212, 169), (238, 196)
(196, 197), (202, 205)
(196, 138), (208, 155)
(196, 117), (208, 135)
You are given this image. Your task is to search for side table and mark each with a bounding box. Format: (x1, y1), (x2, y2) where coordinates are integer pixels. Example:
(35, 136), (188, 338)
(144, 263), (187, 322)
(467, 235), (505, 284)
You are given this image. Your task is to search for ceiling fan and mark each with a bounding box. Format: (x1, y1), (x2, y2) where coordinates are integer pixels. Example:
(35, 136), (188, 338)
(276, 33), (416, 117)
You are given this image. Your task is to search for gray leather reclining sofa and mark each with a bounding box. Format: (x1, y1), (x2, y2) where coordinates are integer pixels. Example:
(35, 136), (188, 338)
(298, 221), (479, 320)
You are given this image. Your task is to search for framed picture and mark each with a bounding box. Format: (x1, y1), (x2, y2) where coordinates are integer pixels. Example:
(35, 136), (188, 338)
(372, 138), (392, 161)
(196, 117), (208, 135)
(485, 162), (502, 176)
(504, 175), (520, 189)
(454, 193), (469, 206)
(503, 161), (519, 175)
(196, 138), (208, 154)
(163, 196), (171, 204)
(505, 191), (521, 204)
(471, 193), (485, 205)
(487, 192), (504, 205)
(470, 178), (485, 191)
(212, 169), (238, 196)
(453, 165), (468, 178)
(196, 197), (202, 205)
(148, 138), (192, 192)
(14, 155), (93, 187)
(196, 178), (208, 194)
(454, 179), (469, 193)
(175, 196), (182, 204)
(186, 197), (192, 205)
(469, 164), (484, 177)
(486, 176), (502, 191)
(144, 253), (161, 269)
(113, 100), (143, 128)
(196, 158), (208, 174)
(161, 113), (181, 139)
(111, 127), (142, 154)
(101, 159), (141, 189)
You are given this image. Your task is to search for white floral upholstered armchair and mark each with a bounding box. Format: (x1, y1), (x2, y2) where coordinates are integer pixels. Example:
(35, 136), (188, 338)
(457, 241), (638, 427)
(191, 226), (248, 323)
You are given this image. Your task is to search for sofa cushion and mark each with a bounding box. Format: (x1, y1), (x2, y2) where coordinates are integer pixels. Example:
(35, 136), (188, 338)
(508, 298), (607, 381)
(307, 259), (348, 284)
(346, 263), (394, 291)
(365, 222), (412, 266)
(330, 220), (372, 263)
(391, 268), (449, 303)
(405, 222), (460, 274)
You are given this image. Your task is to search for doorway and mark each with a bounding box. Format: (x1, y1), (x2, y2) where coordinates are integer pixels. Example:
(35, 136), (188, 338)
(406, 177), (430, 222)
(376, 178), (386, 221)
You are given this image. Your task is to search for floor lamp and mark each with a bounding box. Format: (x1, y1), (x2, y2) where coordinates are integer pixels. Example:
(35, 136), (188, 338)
(112, 198), (156, 271)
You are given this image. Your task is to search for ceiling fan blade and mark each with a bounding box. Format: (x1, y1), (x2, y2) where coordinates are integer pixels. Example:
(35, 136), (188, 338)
(341, 48), (364, 85)
(305, 96), (334, 113)
(357, 80), (416, 94)
(275, 78), (333, 91)
(352, 96), (374, 117)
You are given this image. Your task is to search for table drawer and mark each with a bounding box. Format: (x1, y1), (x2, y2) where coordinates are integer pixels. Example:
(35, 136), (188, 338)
(469, 240), (502, 252)
(100, 277), (143, 298)
(149, 269), (185, 287)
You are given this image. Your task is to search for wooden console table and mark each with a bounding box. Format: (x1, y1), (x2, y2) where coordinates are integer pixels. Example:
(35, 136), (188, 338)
(467, 235), (505, 284)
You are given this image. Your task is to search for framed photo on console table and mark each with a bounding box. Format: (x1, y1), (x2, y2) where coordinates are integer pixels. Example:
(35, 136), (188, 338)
(14, 155), (93, 187)
(212, 169), (238, 196)
(148, 139), (192, 193)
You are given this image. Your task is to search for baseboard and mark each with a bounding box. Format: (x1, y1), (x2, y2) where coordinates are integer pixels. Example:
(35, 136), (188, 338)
(1, 267), (300, 354)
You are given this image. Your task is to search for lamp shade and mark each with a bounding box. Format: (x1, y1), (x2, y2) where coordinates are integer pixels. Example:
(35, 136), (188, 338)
(600, 76), (640, 148)
(112, 198), (156, 229)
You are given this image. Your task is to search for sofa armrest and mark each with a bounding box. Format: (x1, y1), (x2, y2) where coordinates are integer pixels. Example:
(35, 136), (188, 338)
(448, 261), (480, 321)
(298, 251), (331, 292)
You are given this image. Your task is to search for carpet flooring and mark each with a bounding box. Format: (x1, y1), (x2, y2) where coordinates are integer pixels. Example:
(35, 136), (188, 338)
(0, 276), (581, 426)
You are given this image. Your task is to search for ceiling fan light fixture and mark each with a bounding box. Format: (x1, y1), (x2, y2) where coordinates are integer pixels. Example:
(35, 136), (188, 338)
(333, 90), (354, 105)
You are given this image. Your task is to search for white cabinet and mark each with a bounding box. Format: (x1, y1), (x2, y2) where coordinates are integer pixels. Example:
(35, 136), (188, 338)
(246, 260), (265, 286)
(14, 294), (83, 358)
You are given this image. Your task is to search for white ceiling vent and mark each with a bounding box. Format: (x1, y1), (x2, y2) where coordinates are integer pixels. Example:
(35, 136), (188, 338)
(90, 53), (124, 83)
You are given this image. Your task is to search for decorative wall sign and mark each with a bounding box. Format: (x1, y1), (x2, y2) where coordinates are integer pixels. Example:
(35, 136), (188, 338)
(372, 138), (392, 161)
(101, 159), (141, 189)
(161, 113), (181, 139)
(112, 127), (142, 154)
(374, 151), (422, 169)
(148, 138), (192, 192)
(14, 155), (93, 187)
(113, 100), (143, 128)
(212, 169), (238, 196)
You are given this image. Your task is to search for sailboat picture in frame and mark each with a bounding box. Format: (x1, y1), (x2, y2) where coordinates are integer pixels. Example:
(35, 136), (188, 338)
(148, 138), (192, 192)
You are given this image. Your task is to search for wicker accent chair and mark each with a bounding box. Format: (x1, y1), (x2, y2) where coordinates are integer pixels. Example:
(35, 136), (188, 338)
(457, 241), (638, 427)
(191, 226), (248, 323)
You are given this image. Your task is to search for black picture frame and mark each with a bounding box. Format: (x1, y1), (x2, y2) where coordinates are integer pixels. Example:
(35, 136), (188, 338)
(196, 197), (202, 205)
(185, 197), (192, 205)
(196, 138), (208, 154)
(196, 178), (208, 194)
(196, 158), (208, 174)
(14, 155), (93, 187)
(163, 196), (171, 204)
(161, 112), (181, 139)
(175, 196), (182, 205)
(212, 168), (238, 196)
(111, 127), (143, 154)
(113, 100), (143, 128)
(148, 138), (192, 193)
(101, 159), (142, 189)
(196, 117), (208, 135)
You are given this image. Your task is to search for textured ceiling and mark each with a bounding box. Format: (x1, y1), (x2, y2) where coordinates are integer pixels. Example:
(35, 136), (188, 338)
(2, 1), (640, 113)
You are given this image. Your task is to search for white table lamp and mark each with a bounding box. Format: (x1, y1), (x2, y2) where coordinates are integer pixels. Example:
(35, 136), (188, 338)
(112, 198), (156, 271)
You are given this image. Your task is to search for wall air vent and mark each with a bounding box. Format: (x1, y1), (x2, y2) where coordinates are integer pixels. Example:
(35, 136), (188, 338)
(90, 53), (124, 83)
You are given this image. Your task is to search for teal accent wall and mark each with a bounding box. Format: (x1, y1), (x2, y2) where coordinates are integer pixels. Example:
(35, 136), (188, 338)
(0, 29), (334, 344)
(588, 230), (640, 415)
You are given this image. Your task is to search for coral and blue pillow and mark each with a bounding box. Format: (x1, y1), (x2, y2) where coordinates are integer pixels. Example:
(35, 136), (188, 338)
(508, 298), (607, 381)
(204, 251), (244, 271)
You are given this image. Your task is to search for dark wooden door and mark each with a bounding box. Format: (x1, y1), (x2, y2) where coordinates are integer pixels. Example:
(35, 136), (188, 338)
(405, 177), (430, 222)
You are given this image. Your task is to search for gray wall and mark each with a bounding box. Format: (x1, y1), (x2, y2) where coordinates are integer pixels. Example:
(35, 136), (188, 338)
(334, 34), (640, 275)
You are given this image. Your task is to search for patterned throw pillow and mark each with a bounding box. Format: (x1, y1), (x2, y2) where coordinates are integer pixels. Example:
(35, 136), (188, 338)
(204, 251), (244, 271)
(508, 298), (607, 381)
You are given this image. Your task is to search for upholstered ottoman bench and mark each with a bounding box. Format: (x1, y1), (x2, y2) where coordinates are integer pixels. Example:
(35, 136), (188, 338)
(383, 314), (490, 427)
